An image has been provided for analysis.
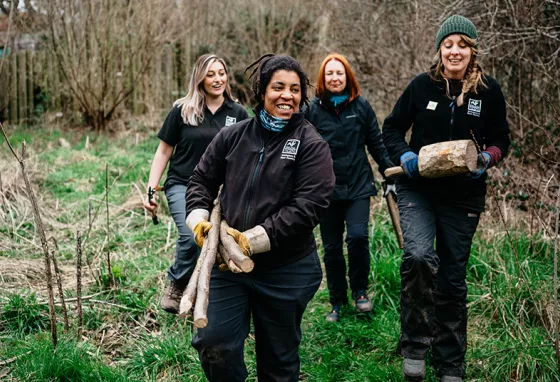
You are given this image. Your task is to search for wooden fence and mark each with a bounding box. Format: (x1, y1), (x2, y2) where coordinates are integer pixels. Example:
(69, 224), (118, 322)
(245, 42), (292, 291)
(0, 45), (195, 124)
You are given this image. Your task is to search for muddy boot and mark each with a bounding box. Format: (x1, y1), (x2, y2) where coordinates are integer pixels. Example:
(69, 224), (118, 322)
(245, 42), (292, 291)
(354, 290), (372, 313)
(402, 358), (426, 381)
(160, 281), (187, 314)
(325, 305), (341, 323)
(440, 377), (462, 382)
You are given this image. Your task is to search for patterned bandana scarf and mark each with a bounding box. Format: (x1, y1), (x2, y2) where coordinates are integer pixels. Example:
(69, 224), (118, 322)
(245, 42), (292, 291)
(259, 108), (289, 133)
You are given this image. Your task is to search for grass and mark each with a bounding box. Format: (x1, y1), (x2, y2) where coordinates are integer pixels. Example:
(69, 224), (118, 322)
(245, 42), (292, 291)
(1, 123), (559, 381)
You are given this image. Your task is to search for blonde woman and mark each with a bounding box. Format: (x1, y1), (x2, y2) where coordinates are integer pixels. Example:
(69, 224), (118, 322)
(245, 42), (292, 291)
(382, 15), (510, 381)
(144, 54), (248, 314)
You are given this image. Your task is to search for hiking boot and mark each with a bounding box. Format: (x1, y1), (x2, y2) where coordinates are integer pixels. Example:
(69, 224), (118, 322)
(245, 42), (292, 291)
(402, 358), (426, 381)
(440, 377), (462, 382)
(354, 290), (372, 313)
(325, 305), (340, 322)
(160, 281), (187, 314)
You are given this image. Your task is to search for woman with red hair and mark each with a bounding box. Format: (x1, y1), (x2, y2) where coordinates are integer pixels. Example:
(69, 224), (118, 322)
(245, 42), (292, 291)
(305, 53), (393, 322)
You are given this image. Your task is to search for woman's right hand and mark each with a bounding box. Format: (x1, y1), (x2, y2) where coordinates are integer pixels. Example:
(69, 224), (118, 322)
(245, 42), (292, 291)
(143, 197), (158, 213)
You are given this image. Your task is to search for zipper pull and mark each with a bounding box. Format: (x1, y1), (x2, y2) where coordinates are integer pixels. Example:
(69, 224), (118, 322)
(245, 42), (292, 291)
(258, 147), (264, 163)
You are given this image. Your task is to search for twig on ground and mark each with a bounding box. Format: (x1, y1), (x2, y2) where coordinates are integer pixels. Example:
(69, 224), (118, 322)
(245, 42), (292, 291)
(0, 351), (31, 367)
(87, 197), (143, 216)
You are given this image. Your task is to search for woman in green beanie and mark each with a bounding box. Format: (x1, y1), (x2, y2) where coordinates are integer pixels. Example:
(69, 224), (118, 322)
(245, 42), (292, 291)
(383, 15), (510, 382)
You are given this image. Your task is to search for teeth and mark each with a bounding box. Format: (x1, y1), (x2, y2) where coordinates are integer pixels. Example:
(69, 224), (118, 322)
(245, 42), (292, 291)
(277, 105), (291, 110)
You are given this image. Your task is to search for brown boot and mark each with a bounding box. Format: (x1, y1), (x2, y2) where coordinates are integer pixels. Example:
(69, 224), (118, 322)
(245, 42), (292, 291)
(160, 281), (187, 314)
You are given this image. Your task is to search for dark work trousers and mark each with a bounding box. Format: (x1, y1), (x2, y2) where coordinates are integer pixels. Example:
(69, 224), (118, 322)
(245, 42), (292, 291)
(164, 184), (200, 284)
(192, 251), (322, 382)
(319, 198), (370, 306)
(397, 185), (480, 378)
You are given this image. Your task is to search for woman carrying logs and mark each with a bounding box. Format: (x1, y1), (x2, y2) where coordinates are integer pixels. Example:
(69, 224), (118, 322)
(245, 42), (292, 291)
(143, 54), (248, 315)
(382, 15), (510, 381)
(304, 53), (393, 322)
(185, 54), (335, 382)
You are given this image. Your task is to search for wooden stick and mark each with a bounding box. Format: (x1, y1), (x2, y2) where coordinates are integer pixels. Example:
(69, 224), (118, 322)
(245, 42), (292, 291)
(76, 231), (83, 339)
(193, 203), (221, 328)
(218, 244), (243, 273)
(50, 245), (69, 332)
(219, 220), (254, 273)
(178, 239), (207, 318)
(1, 123), (58, 348)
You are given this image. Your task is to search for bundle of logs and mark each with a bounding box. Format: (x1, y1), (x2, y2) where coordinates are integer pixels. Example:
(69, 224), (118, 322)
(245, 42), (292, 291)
(178, 200), (254, 327)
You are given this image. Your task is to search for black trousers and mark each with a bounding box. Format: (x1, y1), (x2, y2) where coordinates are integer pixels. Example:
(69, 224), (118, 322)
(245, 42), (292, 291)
(397, 185), (480, 378)
(192, 252), (322, 382)
(320, 198), (370, 306)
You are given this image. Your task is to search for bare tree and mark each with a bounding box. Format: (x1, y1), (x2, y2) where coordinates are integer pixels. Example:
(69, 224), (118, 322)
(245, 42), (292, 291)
(35, 0), (178, 130)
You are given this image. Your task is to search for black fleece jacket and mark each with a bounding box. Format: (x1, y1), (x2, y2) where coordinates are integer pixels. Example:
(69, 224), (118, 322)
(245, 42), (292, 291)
(186, 107), (335, 271)
(382, 72), (510, 210)
(304, 95), (393, 201)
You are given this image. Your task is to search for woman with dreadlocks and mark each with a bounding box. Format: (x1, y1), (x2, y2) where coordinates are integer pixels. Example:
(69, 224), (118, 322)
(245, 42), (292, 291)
(382, 15), (510, 381)
(185, 54), (335, 382)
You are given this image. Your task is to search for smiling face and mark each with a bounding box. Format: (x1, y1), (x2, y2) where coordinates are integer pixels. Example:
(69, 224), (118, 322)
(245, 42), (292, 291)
(324, 59), (347, 94)
(440, 34), (473, 79)
(203, 61), (227, 99)
(263, 70), (301, 120)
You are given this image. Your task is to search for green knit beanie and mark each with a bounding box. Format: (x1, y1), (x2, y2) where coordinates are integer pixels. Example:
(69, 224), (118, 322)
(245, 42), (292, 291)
(435, 15), (478, 51)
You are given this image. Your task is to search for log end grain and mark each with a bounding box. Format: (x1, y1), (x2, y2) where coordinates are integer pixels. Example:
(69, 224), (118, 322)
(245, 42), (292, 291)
(194, 317), (208, 328)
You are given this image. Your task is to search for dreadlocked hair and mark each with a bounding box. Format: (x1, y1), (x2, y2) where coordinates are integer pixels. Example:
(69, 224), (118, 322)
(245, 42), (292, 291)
(432, 35), (487, 107)
(245, 54), (311, 107)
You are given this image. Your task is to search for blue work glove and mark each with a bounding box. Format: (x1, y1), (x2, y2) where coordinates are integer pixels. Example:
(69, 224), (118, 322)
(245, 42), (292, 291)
(470, 152), (491, 179)
(400, 151), (419, 179)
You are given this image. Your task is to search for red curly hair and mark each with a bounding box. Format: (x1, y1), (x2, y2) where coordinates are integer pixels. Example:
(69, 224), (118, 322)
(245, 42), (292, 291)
(315, 53), (360, 102)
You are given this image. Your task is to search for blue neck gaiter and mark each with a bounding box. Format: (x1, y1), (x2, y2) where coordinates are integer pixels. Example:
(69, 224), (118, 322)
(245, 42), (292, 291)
(259, 108), (289, 133)
(330, 93), (350, 107)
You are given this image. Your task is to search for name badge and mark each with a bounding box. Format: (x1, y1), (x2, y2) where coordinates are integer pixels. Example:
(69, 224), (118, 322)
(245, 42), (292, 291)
(427, 101), (438, 110)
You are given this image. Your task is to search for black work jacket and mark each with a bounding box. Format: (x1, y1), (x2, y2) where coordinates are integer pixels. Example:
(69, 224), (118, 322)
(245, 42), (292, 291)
(382, 72), (510, 210)
(186, 106), (335, 271)
(304, 96), (393, 201)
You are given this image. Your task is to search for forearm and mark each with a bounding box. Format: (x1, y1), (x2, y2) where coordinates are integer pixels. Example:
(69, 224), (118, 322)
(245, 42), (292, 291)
(147, 141), (173, 189)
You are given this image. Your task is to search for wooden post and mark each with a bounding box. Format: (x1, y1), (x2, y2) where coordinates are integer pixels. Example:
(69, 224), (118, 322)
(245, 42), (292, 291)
(10, 53), (18, 123)
(18, 51), (27, 122)
(27, 51), (34, 120)
(165, 45), (173, 107)
(154, 53), (161, 110)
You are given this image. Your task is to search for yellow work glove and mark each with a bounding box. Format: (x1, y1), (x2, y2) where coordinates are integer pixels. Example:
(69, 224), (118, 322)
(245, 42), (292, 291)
(226, 227), (251, 257)
(216, 252), (230, 272)
(193, 221), (212, 248)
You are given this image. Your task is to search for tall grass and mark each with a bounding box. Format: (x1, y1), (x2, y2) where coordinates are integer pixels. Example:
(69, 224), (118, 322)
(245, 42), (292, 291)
(1, 124), (558, 381)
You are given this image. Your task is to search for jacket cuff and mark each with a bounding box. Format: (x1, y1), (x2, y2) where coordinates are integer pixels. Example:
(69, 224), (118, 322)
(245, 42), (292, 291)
(186, 208), (209, 231)
(244, 225), (271, 255)
(484, 146), (502, 168)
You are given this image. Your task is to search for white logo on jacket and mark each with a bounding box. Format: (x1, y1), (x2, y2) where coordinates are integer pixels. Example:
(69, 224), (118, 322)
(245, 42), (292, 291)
(225, 116), (236, 126)
(427, 101), (438, 110)
(467, 99), (482, 117)
(281, 139), (300, 161)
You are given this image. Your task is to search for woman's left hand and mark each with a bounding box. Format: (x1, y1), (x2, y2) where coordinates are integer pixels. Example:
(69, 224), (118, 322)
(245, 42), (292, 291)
(470, 152), (491, 179)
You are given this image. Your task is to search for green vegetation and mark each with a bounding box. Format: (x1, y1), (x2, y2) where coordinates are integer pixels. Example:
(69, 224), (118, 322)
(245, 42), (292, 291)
(1, 124), (558, 381)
